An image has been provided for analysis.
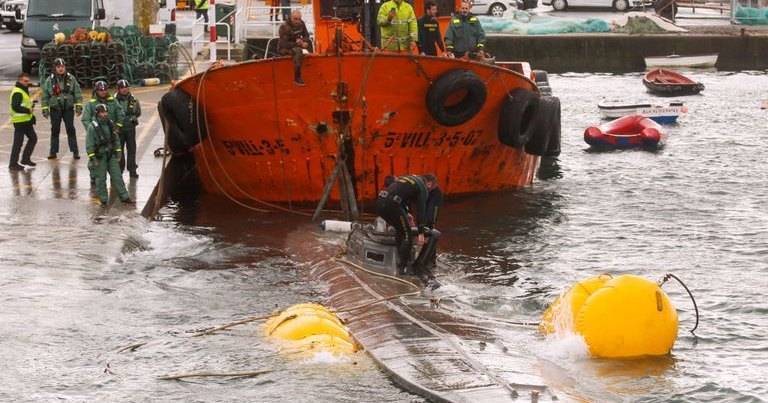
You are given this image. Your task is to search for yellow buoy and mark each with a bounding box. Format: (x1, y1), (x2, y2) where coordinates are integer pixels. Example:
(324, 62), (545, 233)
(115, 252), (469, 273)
(541, 274), (678, 358)
(265, 303), (357, 353)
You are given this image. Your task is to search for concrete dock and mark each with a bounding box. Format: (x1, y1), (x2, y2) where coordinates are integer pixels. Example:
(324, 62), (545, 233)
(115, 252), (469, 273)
(0, 85), (169, 216)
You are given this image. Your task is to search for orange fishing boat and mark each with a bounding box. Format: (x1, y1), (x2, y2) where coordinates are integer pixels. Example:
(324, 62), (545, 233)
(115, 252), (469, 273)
(159, 0), (561, 212)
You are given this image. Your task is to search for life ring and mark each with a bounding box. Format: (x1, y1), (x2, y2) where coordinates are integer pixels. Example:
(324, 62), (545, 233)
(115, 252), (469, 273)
(524, 95), (560, 156)
(426, 69), (487, 127)
(159, 88), (207, 153)
(497, 88), (539, 147)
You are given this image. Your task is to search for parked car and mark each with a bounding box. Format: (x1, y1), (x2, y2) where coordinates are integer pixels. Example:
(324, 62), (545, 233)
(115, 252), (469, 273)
(470, 0), (537, 17)
(1, 0), (26, 32)
(543, 0), (649, 11)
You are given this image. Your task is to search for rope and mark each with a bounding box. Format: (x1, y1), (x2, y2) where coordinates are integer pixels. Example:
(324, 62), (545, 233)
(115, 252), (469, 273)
(193, 65), (311, 216)
(659, 273), (699, 334)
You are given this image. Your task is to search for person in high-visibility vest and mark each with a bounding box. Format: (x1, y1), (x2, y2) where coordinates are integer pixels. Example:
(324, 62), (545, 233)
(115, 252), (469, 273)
(194, 0), (209, 32)
(377, 0), (418, 52)
(8, 72), (38, 171)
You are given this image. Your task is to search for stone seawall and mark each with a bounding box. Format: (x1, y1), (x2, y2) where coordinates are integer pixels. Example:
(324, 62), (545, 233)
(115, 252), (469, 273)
(487, 34), (768, 72)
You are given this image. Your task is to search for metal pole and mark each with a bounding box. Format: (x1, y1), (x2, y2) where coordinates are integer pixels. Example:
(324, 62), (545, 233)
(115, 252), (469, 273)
(210, 0), (217, 61)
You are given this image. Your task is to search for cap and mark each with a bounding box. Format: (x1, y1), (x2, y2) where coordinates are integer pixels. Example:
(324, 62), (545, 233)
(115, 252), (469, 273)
(94, 80), (108, 91)
(53, 58), (66, 67)
(116, 79), (129, 89)
(95, 103), (108, 113)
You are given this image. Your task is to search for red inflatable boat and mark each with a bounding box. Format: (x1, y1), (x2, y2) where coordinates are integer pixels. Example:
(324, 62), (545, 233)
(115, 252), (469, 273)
(584, 114), (665, 149)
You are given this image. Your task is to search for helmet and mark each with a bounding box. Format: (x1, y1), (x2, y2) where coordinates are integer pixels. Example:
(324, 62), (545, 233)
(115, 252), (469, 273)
(94, 80), (108, 91)
(53, 58), (66, 67)
(116, 79), (129, 89)
(95, 103), (108, 113)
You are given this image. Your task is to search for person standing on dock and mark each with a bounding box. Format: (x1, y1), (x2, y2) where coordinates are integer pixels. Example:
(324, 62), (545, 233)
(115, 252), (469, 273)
(41, 58), (83, 160)
(115, 80), (141, 178)
(377, 0), (418, 52)
(445, 1), (486, 59)
(8, 72), (37, 171)
(193, 0), (210, 32)
(278, 10), (310, 86)
(417, 1), (444, 56)
(82, 81), (125, 186)
(86, 104), (132, 206)
(376, 174), (441, 287)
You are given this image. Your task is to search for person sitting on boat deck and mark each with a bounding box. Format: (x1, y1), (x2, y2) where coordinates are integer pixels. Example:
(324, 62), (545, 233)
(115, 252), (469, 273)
(376, 174), (441, 279)
(377, 0), (418, 53)
(444, 1), (487, 60)
(86, 103), (133, 206)
(278, 9), (311, 86)
(417, 1), (445, 56)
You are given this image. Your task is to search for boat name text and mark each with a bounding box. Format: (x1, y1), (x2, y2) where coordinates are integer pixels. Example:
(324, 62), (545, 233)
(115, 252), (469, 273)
(222, 139), (290, 157)
(381, 130), (481, 149)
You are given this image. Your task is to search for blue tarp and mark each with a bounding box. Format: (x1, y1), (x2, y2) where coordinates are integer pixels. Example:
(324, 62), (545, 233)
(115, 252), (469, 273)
(734, 6), (768, 25)
(478, 14), (611, 35)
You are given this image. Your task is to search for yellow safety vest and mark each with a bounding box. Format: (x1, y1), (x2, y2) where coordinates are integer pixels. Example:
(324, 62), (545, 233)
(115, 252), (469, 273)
(195, 0), (209, 10)
(9, 86), (33, 124)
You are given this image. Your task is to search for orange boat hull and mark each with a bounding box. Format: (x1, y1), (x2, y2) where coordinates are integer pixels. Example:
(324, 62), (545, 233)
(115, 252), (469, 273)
(174, 53), (542, 204)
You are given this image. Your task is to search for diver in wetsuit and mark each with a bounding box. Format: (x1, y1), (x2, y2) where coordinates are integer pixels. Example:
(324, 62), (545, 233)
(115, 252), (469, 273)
(376, 174), (442, 287)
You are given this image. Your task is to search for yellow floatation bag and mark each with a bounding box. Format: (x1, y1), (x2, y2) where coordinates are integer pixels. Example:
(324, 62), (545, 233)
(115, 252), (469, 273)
(541, 274), (678, 358)
(265, 303), (357, 354)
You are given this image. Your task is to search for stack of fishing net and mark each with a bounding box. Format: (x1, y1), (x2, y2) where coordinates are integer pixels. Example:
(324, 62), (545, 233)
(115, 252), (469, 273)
(114, 25), (179, 84)
(38, 26), (124, 87)
(38, 25), (179, 87)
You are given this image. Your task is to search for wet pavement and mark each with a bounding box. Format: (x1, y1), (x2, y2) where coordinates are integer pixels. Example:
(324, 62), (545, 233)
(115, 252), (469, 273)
(0, 84), (168, 210)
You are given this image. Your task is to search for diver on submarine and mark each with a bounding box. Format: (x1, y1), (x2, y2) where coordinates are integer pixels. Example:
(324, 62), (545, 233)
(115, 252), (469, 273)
(376, 174), (443, 289)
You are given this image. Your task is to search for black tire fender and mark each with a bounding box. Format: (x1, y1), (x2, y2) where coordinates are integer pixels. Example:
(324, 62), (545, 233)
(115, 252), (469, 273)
(159, 88), (207, 154)
(497, 88), (539, 147)
(426, 69), (487, 127)
(526, 96), (561, 156)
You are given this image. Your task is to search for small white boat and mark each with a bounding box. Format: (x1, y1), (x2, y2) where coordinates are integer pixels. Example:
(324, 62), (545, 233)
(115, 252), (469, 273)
(644, 53), (719, 69)
(598, 100), (687, 124)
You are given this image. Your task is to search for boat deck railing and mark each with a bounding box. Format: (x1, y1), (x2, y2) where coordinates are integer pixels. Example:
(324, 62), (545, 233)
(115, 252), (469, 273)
(241, 0), (316, 40)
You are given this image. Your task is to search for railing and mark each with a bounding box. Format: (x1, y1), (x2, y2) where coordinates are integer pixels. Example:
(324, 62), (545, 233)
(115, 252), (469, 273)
(191, 16), (205, 58)
(242, 5), (314, 38)
(191, 19), (233, 61)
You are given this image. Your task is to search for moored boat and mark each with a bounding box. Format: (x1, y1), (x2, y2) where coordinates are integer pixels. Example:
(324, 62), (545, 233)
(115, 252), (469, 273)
(644, 53), (718, 69)
(643, 69), (704, 96)
(584, 114), (666, 149)
(158, 0), (561, 210)
(598, 100), (686, 124)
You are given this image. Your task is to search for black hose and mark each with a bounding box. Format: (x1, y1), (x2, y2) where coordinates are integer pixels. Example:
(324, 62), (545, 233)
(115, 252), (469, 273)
(659, 273), (699, 335)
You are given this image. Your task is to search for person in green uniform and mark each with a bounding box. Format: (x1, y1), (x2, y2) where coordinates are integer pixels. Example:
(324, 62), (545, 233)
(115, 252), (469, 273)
(41, 58), (83, 160)
(81, 81), (124, 131)
(444, 1), (487, 59)
(115, 80), (141, 177)
(82, 81), (124, 186)
(86, 104), (132, 206)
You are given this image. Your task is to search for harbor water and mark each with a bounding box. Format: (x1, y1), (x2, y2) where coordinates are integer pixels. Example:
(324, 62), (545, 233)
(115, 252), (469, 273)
(1, 71), (766, 402)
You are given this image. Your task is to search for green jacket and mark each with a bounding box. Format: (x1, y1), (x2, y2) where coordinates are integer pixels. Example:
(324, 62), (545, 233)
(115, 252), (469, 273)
(41, 72), (83, 111)
(81, 96), (125, 130)
(445, 14), (486, 54)
(116, 93), (141, 129)
(377, 0), (417, 52)
(86, 118), (122, 159)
